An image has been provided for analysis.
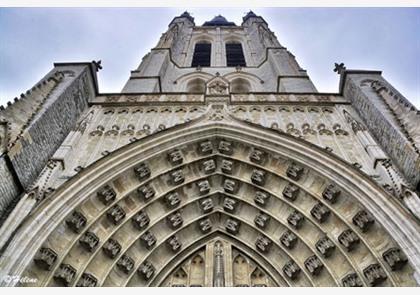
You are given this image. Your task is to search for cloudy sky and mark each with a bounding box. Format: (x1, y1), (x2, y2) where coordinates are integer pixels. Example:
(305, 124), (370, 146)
(0, 7), (419, 107)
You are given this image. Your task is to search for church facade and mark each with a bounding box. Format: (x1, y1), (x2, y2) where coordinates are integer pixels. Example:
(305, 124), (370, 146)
(0, 11), (419, 287)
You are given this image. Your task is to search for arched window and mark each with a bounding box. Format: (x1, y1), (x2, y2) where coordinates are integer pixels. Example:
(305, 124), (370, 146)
(226, 42), (246, 67)
(191, 42), (211, 67)
(230, 78), (251, 93)
(186, 78), (206, 93)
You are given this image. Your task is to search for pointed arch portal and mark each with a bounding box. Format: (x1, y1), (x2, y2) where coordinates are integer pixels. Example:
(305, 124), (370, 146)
(0, 116), (419, 287)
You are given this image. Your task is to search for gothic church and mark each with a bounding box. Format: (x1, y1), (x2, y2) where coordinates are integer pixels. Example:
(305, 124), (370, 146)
(0, 11), (419, 287)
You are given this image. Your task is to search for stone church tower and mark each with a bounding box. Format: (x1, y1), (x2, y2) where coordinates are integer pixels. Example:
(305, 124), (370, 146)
(0, 11), (419, 287)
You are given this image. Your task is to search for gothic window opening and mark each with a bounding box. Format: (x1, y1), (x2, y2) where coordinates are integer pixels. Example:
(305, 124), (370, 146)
(192, 43), (211, 67)
(226, 43), (246, 67)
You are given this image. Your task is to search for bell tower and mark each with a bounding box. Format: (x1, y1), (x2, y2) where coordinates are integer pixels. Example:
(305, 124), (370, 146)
(122, 11), (317, 93)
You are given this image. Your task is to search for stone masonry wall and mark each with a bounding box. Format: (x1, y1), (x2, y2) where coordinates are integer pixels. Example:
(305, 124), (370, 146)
(7, 66), (95, 189)
(0, 155), (21, 223)
(343, 73), (420, 188)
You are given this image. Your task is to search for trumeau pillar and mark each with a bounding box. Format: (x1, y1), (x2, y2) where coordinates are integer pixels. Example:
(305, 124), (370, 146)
(339, 67), (420, 192)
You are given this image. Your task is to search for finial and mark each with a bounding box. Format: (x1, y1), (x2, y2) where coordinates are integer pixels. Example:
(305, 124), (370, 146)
(333, 62), (346, 74)
(92, 60), (102, 72)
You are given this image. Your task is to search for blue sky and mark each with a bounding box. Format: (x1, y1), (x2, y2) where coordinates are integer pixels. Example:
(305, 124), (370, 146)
(0, 7), (419, 107)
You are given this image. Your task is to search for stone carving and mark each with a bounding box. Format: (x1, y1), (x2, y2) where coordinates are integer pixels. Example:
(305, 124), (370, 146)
(251, 169), (266, 186)
(138, 185), (155, 201)
(223, 197), (238, 213)
(107, 204), (126, 225)
(338, 229), (360, 251)
(310, 202), (331, 223)
(134, 163), (151, 181)
(322, 183), (340, 204)
(254, 191), (270, 207)
(213, 241), (225, 287)
(97, 185), (116, 205)
(315, 236), (336, 257)
(286, 163), (304, 181)
(207, 79), (229, 95)
(280, 230), (298, 249)
(254, 212), (270, 229)
(197, 180), (211, 195)
(317, 123), (333, 135)
(342, 273), (363, 287)
(225, 218), (241, 235)
(79, 231), (99, 252)
(255, 235), (272, 253)
(53, 264), (77, 286)
(221, 159), (234, 174)
(283, 260), (301, 280)
(333, 62), (346, 74)
(352, 210), (375, 232)
(140, 231), (157, 250)
(168, 149), (183, 166)
(117, 254), (135, 274)
(199, 197), (214, 213)
(286, 123), (301, 136)
(65, 211), (87, 233)
(343, 110), (367, 133)
(198, 140), (213, 155)
(304, 255), (323, 276)
(382, 248), (408, 270)
(302, 123), (316, 135)
(167, 235), (182, 252)
(132, 211), (150, 230)
(34, 247), (58, 270)
(138, 261), (155, 281)
(287, 210), (304, 229)
(90, 125), (105, 136)
(218, 140), (233, 155)
(363, 264), (387, 286)
(208, 103), (225, 121)
(282, 183), (299, 201)
(224, 179), (239, 194)
(249, 149), (266, 165)
(198, 218), (213, 233)
(102, 238), (122, 259)
(164, 192), (181, 208)
(170, 169), (185, 185)
(333, 124), (349, 136)
(76, 273), (97, 287)
(167, 211), (183, 229)
(202, 159), (216, 174)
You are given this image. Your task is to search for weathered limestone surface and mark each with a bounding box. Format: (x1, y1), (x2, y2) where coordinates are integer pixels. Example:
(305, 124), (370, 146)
(0, 64), (97, 222)
(7, 65), (96, 189)
(0, 155), (21, 221)
(342, 73), (420, 188)
(0, 11), (419, 287)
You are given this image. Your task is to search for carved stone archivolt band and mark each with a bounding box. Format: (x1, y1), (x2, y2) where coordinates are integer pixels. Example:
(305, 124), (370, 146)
(1, 122), (418, 287)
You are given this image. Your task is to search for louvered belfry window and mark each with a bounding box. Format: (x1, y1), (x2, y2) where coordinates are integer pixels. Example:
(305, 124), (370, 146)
(191, 43), (211, 67)
(226, 43), (246, 67)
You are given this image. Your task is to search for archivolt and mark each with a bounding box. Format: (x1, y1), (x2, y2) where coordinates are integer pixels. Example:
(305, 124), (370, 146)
(0, 121), (419, 287)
